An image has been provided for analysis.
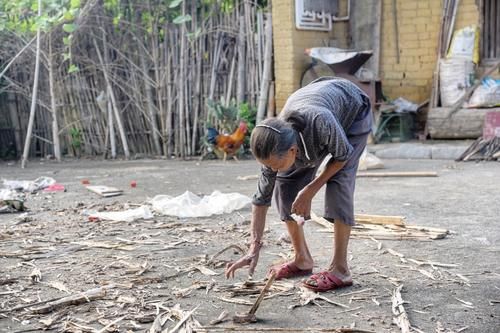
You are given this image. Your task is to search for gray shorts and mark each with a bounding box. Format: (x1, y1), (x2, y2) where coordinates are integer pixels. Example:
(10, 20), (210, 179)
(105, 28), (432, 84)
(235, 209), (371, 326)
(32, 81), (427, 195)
(273, 131), (369, 226)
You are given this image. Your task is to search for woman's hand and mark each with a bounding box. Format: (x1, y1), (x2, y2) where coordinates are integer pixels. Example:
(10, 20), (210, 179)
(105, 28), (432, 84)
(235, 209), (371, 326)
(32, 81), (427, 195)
(291, 186), (315, 219)
(225, 241), (262, 279)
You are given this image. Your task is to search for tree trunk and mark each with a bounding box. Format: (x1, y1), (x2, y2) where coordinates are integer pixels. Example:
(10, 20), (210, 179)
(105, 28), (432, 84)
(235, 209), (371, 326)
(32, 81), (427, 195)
(48, 33), (61, 161)
(20, 0), (42, 168)
(256, 13), (273, 124)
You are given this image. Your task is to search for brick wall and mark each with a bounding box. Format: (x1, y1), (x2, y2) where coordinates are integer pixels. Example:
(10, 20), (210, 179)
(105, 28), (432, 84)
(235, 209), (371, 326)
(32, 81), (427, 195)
(272, 0), (480, 109)
(380, 0), (479, 103)
(271, 0), (349, 110)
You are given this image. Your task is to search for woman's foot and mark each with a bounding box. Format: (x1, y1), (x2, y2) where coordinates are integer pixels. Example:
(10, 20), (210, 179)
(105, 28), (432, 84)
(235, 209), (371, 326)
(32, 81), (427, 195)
(268, 261), (313, 280)
(302, 270), (353, 292)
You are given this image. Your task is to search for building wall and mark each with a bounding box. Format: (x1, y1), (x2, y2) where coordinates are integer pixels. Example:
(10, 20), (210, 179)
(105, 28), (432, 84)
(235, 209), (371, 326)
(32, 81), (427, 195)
(271, 0), (349, 110)
(272, 0), (480, 109)
(380, 0), (479, 103)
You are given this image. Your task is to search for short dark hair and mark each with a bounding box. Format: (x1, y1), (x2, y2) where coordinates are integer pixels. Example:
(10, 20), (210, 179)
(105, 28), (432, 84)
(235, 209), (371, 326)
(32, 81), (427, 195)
(250, 118), (296, 160)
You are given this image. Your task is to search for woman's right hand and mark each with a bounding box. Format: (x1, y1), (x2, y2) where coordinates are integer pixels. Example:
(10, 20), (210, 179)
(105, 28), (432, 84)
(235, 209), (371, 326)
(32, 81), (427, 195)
(224, 241), (262, 279)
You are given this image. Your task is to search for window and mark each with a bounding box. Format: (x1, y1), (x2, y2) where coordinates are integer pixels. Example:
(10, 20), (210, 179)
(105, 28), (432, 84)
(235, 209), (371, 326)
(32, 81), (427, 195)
(481, 0), (500, 61)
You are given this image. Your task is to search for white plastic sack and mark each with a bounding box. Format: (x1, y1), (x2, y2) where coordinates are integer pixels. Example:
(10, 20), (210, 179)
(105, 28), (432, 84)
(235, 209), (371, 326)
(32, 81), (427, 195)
(358, 149), (384, 171)
(439, 58), (475, 106)
(151, 191), (251, 218)
(85, 206), (153, 222)
(468, 78), (500, 108)
(447, 26), (479, 63)
(2, 177), (56, 192)
(392, 97), (418, 113)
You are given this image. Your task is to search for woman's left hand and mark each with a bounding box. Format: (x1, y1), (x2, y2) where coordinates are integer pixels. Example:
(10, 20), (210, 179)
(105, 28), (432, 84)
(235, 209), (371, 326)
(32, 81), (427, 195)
(291, 187), (315, 219)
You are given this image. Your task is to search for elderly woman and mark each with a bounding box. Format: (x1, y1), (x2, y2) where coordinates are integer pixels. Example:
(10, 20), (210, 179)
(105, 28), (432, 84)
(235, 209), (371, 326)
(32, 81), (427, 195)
(225, 77), (372, 292)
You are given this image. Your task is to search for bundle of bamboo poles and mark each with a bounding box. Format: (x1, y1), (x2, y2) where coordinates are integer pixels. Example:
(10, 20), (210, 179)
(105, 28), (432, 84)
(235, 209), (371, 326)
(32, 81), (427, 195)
(456, 137), (500, 161)
(0, 0), (274, 160)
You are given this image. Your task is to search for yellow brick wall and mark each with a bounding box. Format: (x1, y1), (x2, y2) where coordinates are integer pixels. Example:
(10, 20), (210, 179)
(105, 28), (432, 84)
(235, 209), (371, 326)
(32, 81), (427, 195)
(272, 0), (480, 108)
(380, 0), (479, 103)
(271, 0), (349, 110)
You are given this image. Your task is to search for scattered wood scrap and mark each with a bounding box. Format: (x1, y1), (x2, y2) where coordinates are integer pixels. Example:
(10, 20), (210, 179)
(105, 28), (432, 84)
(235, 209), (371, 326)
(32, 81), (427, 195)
(392, 285), (411, 333)
(289, 287), (349, 310)
(31, 284), (116, 314)
(311, 212), (449, 241)
(456, 137), (500, 161)
(357, 171), (438, 178)
(215, 278), (294, 298)
(198, 327), (377, 332)
(147, 304), (201, 332)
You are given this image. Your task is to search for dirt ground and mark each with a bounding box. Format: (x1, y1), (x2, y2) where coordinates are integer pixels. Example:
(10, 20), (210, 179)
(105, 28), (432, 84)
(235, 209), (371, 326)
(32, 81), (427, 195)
(0, 157), (499, 333)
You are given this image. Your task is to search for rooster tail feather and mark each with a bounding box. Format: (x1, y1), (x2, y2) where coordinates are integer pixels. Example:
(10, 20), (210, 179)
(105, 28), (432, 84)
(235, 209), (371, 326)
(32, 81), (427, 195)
(206, 127), (219, 144)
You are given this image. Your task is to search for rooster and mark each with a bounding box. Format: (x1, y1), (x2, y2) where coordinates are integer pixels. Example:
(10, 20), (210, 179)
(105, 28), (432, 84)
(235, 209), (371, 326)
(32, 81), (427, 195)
(207, 121), (248, 161)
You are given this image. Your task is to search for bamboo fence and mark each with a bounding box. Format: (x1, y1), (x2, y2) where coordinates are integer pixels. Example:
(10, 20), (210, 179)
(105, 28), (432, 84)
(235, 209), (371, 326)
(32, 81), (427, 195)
(0, 0), (273, 160)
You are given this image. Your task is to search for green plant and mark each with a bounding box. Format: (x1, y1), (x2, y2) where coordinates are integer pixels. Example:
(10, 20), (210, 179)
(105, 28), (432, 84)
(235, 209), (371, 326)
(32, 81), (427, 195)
(206, 98), (257, 132)
(70, 127), (81, 149)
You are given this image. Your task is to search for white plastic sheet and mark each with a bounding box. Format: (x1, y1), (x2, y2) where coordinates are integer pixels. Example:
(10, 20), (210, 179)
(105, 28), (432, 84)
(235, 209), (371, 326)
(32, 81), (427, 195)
(84, 206), (153, 222)
(151, 191), (251, 218)
(2, 177), (56, 193)
(358, 149), (384, 171)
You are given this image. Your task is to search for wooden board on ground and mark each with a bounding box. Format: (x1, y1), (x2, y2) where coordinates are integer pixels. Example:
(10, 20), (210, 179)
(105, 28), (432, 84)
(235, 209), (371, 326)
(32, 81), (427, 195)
(86, 185), (123, 197)
(354, 214), (406, 226)
(311, 212), (449, 241)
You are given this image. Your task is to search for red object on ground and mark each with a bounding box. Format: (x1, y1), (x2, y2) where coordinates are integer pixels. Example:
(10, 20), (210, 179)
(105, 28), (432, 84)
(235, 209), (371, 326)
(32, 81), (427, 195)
(43, 184), (65, 192)
(88, 216), (100, 222)
(130, 181), (137, 188)
(81, 179), (90, 185)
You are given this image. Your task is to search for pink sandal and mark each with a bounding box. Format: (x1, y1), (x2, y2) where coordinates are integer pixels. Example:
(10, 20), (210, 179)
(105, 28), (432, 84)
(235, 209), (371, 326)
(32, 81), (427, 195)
(268, 262), (313, 280)
(302, 271), (353, 292)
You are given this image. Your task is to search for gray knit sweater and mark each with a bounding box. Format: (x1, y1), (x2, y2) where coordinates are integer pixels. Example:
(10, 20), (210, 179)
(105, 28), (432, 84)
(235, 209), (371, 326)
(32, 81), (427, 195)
(253, 77), (371, 206)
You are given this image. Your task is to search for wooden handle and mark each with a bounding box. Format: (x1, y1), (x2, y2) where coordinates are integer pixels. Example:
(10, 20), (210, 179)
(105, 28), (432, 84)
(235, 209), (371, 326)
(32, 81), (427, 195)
(248, 272), (276, 315)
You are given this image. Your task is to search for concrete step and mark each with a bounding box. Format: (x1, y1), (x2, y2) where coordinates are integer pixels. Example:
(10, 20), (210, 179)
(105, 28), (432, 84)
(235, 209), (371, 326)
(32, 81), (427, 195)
(368, 140), (473, 160)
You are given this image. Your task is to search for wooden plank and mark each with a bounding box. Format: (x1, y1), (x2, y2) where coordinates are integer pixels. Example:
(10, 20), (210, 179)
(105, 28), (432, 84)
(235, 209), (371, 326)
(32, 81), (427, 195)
(430, 0), (449, 108)
(480, 0), (485, 59)
(445, 0), (459, 54)
(373, 0), (382, 78)
(311, 212), (406, 227)
(354, 214), (406, 226)
(497, 0), (500, 58)
(86, 185), (123, 197)
(391, 0), (400, 63)
(490, 0), (495, 58)
(357, 171), (438, 178)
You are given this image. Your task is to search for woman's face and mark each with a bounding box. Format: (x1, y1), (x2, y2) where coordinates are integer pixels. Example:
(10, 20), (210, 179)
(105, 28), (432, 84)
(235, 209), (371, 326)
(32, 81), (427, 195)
(258, 146), (297, 172)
